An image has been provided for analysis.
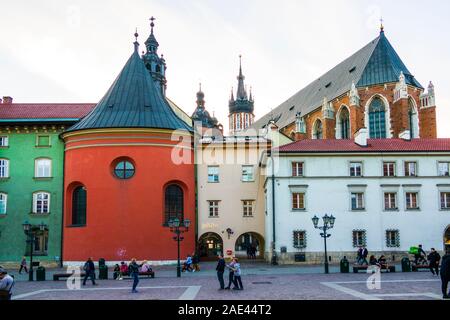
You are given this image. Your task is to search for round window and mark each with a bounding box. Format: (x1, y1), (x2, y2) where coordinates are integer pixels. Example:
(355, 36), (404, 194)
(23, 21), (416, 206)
(114, 161), (135, 179)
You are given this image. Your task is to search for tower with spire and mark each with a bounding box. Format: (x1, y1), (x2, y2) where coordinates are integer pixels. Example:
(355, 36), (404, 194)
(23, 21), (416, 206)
(191, 83), (223, 133)
(228, 55), (255, 134)
(142, 17), (167, 96)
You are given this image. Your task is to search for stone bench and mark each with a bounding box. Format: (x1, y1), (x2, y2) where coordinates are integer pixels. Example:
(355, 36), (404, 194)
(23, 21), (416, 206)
(53, 273), (86, 281)
(353, 265), (395, 273)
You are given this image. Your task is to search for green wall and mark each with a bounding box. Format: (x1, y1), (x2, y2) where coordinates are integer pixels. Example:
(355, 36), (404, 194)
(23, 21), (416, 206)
(0, 128), (65, 265)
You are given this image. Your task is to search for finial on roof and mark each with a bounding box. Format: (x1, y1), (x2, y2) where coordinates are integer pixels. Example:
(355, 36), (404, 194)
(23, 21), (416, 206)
(134, 28), (139, 41)
(133, 28), (139, 52)
(150, 16), (156, 33)
(380, 17), (384, 33)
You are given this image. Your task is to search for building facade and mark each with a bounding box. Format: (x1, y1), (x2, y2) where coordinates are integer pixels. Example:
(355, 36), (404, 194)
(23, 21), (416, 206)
(0, 99), (94, 266)
(265, 133), (450, 264)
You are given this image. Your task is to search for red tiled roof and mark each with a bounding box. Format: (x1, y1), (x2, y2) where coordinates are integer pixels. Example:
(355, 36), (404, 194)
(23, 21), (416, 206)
(0, 103), (96, 120)
(277, 139), (450, 153)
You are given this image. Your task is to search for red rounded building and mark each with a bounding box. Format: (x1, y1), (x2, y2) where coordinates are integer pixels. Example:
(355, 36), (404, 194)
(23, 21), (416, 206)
(61, 26), (195, 264)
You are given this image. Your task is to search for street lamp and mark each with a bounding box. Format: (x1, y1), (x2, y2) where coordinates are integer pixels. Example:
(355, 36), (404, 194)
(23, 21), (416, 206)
(169, 218), (191, 278)
(22, 221), (47, 281)
(312, 214), (336, 274)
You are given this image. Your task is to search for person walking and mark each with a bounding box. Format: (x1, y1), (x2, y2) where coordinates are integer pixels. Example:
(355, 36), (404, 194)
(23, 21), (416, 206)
(216, 254), (225, 290)
(129, 258), (141, 293)
(440, 253), (450, 299)
(225, 258), (236, 290)
(428, 248), (441, 276)
(232, 258), (243, 290)
(82, 257), (97, 286)
(19, 257), (28, 274)
(0, 268), (14, 301)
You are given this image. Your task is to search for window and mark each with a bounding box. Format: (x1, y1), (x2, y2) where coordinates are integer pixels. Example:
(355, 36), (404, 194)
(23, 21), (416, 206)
(339, 108), (350, 139)
(33, 192), (50, 214)
(313, 120), (323, 139)
(0, 159), (9, 178)
(236, 114), (241, 130)
(36, 135), (50, 147)
(114, 161), (135, 179)
(384, 193), (398, 210)
(72, 186), (87, 226)
(292, 193), (305, 210)
(242, 166), (254, 182)
(438, 162), (450, 177)
(35, 159), (52, 178)
(408, 98), (419, 139)
(32, 229), (48, 255)
(369, 97), (387, 139)
(386, 230), (400, 248)
(406, 192), (419, 210)
(243, 200), (254, 217)
(0, 193), (7, 214)
(350, 162), (363, 177)
(208, 201), (219, 217)
(207, 166), (219, 183)
(0, 136), (8, 147)
(351, 193), (365, 210)
(383, 162), (396, 177)
(405, 162), (417, 177)
(352, 230), (367, 247)
(293, 230), (307, 249)
(292, 162), (304, 177)
(441, 193), (450, 210)
(164, 184), (184, 224)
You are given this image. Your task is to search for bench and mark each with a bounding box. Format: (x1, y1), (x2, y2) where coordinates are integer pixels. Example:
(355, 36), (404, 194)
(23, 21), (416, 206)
(118, 271), (155, 279)
(353, 265), (396, 273)
(412, 265), (430, 272)
(53, 273), (86, 281)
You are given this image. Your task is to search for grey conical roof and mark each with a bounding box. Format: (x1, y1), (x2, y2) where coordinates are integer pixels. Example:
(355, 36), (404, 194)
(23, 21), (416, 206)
(67, 44), (192, 133)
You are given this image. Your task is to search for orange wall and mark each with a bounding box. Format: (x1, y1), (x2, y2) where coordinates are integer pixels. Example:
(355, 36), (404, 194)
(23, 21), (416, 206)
(62, 131), (195, 262)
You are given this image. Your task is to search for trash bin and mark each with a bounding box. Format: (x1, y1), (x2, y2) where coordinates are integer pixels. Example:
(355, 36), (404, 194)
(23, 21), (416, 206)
(36, 266), (46, 281)
(340, 257), (350, 273)
(401, 257), (411, 272)
(99, 265), (108, 280)
(99, 258), (106, 267)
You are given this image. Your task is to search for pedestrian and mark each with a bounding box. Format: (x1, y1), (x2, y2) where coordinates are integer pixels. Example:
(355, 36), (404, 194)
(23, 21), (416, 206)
(183, 255), (193, 272)
(251, 245), (257, 259)
(129, 258), (141, 293)
(82, 257), (97, 286)
(19, 256), (28, 274)
(427, 248), (441, 276)
(192, 252), (200, 272)
(232, 258), (243, 290)
(216, 254), (225, 290)
(414, 244), (427, 265)
(113, 264), (121, 280)
(440, 253), (450, 299)
(356, 246), (368, 265)
(225, 257), (236, 290)
(0, 268), (14, 301)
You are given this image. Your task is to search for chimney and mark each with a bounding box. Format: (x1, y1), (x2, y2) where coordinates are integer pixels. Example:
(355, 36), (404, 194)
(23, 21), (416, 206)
(399, 130), (411, 141)
(2, 96), (13, 104)
(355, 128), (368, 147)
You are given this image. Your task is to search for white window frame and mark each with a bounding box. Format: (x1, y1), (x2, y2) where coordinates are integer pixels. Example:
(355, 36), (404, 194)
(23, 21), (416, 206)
(384, 192), (398, 211)
(35, 158), (52, 178)
(292, 193), (306, 210)
(441, 192), (450, 210)
(438, 162), (450, 177)
(0, 159), (9, 178)
(404, 161), (417, 177)
(351, 192), (365, 211)
(0, 193), (7, 214)
(242, 200), (254, 217)
(242, 165), (254, 182)
(33, 192), (51, 214)
(405, 192), (419, 210)
(0, 136), (8, 147)
(383, 162), (396, 177)
(292, 162), (304, 177)
(349, 162), (363, 177)
(207, 166), (220, 183)
(208, 201), (220, 217)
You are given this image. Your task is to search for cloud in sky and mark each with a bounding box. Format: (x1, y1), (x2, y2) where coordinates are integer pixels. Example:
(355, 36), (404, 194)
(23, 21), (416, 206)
(0, 0), (449, 137)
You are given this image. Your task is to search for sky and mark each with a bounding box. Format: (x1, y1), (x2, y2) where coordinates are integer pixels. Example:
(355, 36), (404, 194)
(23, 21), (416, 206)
(0, 0), (449, 137)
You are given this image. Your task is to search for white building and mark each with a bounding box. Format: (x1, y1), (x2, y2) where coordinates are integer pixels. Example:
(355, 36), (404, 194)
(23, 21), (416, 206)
(265, 132), (450, 264)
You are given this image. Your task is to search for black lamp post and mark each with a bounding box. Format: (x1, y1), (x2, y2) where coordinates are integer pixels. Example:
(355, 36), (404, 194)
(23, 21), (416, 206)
(168, 218), (191, 278)
(312, 214), (336, 274)
(22, 221), (47, 281)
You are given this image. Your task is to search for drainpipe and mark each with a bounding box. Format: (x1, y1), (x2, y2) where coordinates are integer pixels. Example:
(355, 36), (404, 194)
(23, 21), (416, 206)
(59, 131), (66, 268)
(271, 153), (278, 265)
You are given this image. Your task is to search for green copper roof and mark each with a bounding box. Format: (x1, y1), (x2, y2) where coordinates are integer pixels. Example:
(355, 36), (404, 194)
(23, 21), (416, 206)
(67, 43), (192, 133)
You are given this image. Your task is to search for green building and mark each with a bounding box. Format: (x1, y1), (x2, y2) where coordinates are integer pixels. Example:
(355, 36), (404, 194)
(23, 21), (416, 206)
(0, 98), (95, 267)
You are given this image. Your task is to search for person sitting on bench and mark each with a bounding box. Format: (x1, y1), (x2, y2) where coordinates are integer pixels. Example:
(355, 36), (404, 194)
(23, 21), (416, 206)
(113, 264), (121, 280)
(140, 261), (153, 273)
(378, 255), (388, 269)
(182, 255), (193, 272)
(118, 261), (128, 280)
(369, 255), (380, 267)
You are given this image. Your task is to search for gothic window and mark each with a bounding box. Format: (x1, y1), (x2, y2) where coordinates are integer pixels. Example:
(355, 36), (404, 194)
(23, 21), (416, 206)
(72, 186), (87, 226)
(408, 98), (419, 138)
(339, 107), (350, 139)
(369, 97), (386, 139)
(164, 184), (184, 225)
(313, 120), (323, 139)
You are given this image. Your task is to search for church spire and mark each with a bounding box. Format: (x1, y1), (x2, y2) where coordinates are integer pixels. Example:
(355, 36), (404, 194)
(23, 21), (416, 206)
(236, 55), (248, 100)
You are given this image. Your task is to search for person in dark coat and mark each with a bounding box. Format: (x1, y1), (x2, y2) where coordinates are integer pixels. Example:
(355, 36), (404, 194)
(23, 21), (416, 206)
(440, 253), (450, 299)
(216, 254), (225, 290)
(225, 258), (236, 290)
(427, 248), (441, 276)
(129, 258), (141, 293)
(82, 257), (97, 286)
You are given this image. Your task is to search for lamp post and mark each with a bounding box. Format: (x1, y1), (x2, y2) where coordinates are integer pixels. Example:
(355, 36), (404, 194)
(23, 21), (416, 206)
(22, 221), (47, 281)
(168, 218), (191, 278)
(312, 214), (336, 274)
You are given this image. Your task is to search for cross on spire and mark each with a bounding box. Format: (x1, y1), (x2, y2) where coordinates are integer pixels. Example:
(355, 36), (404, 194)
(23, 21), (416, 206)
(380, 17), (384, 33)
(150, 16), (156, 32)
